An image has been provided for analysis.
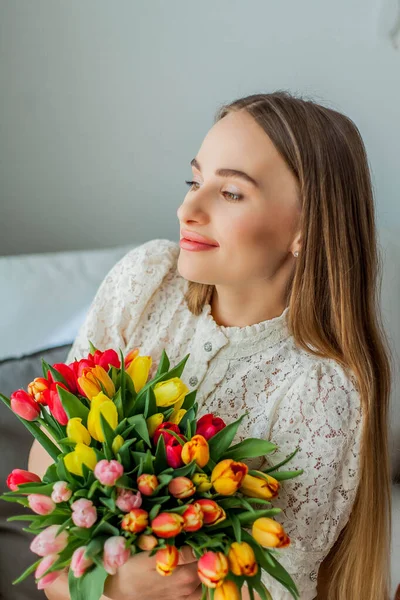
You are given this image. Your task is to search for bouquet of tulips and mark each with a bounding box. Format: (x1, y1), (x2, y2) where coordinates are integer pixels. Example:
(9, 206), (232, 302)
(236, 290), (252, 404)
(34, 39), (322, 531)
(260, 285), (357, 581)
(0, 342), (302, 600)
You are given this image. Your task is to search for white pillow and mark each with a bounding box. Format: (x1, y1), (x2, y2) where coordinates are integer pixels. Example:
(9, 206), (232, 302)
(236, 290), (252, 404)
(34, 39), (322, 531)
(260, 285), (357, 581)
(0, 244), (136, 361)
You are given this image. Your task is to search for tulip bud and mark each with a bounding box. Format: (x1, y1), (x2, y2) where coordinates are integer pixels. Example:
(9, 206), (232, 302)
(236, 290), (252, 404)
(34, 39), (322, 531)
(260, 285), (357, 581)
(121, 508), (149, 533)
(115, 488), (142, 511)
(28, 378), (50, 405)
(211, 459), (248, 495)
(146, 413), (164, 438)
(137, 534), (158, 551)
(169, 409), (187, 425)
(35, 554), (64, 590)
(181, 435), (209, 468)
(10, 389), (40, 421)
(165, 436), (185, 468)
(6, 469), (41, 492)
(51, 481), (72, 503)
(92, 348), (121, 370)
(87, 392), (118, 442)
(228, 542), (258, 576)
(94, 459), (124, 487)
(153, 422), (181, 446)
(239, 472), (280, 500)
(78, 365), (115, 400)
(214, 579), (241, 600)
(137, 473), (159, 496)
(30, 525), (69, 557)
(194, 499), (226, 526)
(182, 503), (204, 532)
(66, 417), (91, 445)
(251, 517), (290, 548)
(124, 348), (139, 369)
(155, 545), (179, 576)
(64, 442), (97, 477)
(168, 476), (195, 499)
(192, 473), (212, 492)
(71, 498), (98, 528)
(126, 355), (152, 393)
(112, 434), (124, 455)
(197, 551), (229, 588)
(153, 377), (189, 410)
(151, 512), (184, 538)
(70, 546), (94, 578)
(103, 536), (131, 575)
(196, 413), (226, 441)
(28, 494), (56, 516)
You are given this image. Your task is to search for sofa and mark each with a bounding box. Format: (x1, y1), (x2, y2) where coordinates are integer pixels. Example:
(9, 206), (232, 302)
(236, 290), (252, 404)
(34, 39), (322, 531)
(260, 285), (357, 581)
(0, 232), (399, 599)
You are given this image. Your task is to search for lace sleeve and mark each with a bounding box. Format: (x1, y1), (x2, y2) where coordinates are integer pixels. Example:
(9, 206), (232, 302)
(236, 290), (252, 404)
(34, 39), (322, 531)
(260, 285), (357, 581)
(65, 238), (179, 364)
(257, 360), (363, 600)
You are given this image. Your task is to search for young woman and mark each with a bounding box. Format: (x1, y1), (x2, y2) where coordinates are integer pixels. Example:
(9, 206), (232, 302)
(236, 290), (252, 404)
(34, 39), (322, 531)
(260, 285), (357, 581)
(29, 91), (393, 600)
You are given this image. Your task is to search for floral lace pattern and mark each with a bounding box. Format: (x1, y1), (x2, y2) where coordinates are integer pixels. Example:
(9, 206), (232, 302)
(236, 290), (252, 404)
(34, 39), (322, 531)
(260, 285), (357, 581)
(66, 239), (363, 600)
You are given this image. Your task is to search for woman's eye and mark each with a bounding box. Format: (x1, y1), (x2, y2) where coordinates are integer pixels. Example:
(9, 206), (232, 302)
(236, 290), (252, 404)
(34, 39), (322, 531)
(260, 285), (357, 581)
(184, 180), (243, 202)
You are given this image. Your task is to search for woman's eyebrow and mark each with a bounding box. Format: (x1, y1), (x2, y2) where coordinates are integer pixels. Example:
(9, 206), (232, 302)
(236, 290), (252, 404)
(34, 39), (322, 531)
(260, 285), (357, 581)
(190, 157), (260, 189)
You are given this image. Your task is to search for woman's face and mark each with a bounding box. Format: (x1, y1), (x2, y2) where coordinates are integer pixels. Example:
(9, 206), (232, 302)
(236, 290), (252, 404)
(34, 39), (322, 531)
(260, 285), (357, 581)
(177, 109), (301, 288)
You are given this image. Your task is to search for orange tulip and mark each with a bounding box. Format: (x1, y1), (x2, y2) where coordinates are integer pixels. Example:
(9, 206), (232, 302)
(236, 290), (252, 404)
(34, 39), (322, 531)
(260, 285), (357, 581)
(120, 508), (149, 534)
(78, 365), (115, 400)
(197, 551), (229, 588)
(151, 512), (184, 538)
(137, 534), (158, 551)
(211, 459), (248, 495)
(124, 348), (140, 369)
(168, 476), (196, 499)
(182, 503), (203, 532)
(27, 377), (50, 404)
(155, 545), (179, 576)
(181, 435), (209, 468)
(137, 474), (159, 496)
(194, 499), (226, 526)
(228, 541), (258, 576)
(239, 472), (280, 500)
(251, 517), (290, 548)
(214, 580), (241, 600)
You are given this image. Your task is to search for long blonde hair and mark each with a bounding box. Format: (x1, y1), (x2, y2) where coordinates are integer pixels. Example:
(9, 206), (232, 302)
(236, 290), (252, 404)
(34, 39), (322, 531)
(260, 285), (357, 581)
(184, 91), (393, 600)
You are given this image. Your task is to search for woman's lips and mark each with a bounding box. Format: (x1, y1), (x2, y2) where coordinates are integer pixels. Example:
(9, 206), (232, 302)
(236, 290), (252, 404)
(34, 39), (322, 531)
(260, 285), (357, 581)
(179, 238), (219, 251)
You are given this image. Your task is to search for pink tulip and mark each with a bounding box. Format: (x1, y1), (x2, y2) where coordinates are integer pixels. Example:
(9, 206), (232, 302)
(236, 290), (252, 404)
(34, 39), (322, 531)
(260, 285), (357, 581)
(103, 536), (131, 575)
(10, 389), (40, 421)
(35, 554), (64, 590)
(30, 525), (69, 557)
(70, 546), (94, 578)
(71, 498), (97, 528)
(51, 481), (72, 503)
(115, 488), (142, 511)
(6, 469), (41, 491)
(94, 460), (124, 487)
(28, 494), (56, 515)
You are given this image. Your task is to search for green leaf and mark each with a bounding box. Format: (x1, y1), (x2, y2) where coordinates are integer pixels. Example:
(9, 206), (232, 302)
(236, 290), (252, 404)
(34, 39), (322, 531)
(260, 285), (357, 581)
(42, 463), (59, 483)
(127, 414), (151, 448)
(181, 389), (197, 411)
(264, 469), (304, 481)
(149, 503), (162, 520)
(41, 360), (68, 386)
(99, 412), (116, 450)
(154, 433), (168, 472)
(12, 558), (42, 585)
(58, 386), (90, 425)
(177, 407), (195, 431)
(208, 413), (248, 462)
(57, 457), (74, 484)
(113, 388), (124, 422)
(144, 385), (158, 418)
(85, 536), (107, 559)
(170, 460), (196, 478)
(154, 350), (170, 378)
(92, 519), (120, 537)
(68, 563), (109, 600)
(231, 513), (242, 543)
(221, 439), (277, 461)
(11, 482), (55, 496)
(89, 340), (98, 354)
(0, 393), (61, 461)
(100, 496), (116, 511)
(263, 448), (299, 473)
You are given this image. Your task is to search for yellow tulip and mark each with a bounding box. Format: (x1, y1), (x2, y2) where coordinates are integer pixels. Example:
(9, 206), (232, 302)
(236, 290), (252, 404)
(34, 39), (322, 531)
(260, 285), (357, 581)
(192, 473), (212, 492)
(64, 442), (97, 476)
(78, 365), (115, 401)
(169, 408), (186, 425)
(211, 459), (248, 495)
(181, 435), (209, 468)
(214, 579), (241, 600)
(87, 392), (118, 442)
(66, 417), (91, 445)
(126, 355), (152, 393)
(227, 542), (258, 577)
(251, 517), (290, 548)
(146, 413), (164, 437)
(112, 434), (124, 455)
(153, 378), (189, 410)
(239, 472), (280, 500)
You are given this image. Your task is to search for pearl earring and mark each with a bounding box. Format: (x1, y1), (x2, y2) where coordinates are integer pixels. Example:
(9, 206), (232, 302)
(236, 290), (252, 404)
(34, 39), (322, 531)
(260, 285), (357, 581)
(294, 251), (299, 257)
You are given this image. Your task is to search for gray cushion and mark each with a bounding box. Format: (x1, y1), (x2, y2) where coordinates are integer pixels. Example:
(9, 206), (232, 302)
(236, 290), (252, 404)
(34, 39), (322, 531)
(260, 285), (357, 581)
(0, 344), (71, 600)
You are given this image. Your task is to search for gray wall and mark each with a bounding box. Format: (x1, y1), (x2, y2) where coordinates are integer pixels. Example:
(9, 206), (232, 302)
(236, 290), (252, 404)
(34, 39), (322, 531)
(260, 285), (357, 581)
(1, 0), (400, 255)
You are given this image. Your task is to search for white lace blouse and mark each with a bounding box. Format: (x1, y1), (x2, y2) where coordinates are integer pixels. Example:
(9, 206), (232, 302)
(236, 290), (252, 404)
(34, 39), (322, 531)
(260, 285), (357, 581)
(65, 238), (363, 600)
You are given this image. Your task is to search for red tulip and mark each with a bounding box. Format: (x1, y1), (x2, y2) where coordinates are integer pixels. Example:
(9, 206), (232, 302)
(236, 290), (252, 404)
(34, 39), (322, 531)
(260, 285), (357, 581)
(69, 359), (95, 396)
(10, 389), (40, 421)
(46, 382), (69, 425)
(51, 363), (78, 394)
(153, 422), (181, 446)
(165, 435), (186, 468)
(91, 349), (121, 370)
(196, 414), (226, 441)
(7, 469), (41, 491)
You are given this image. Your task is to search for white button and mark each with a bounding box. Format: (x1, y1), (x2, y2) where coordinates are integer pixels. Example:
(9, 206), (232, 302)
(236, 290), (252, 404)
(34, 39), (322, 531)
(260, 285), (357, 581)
(189, 376), (198, 387)
(203, 341), (212, 352)
(309, 570), (318, 582)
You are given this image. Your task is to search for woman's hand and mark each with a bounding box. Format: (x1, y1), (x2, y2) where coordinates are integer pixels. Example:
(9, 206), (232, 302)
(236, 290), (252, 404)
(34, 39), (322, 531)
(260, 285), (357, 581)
(103, 544), (202, 599)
